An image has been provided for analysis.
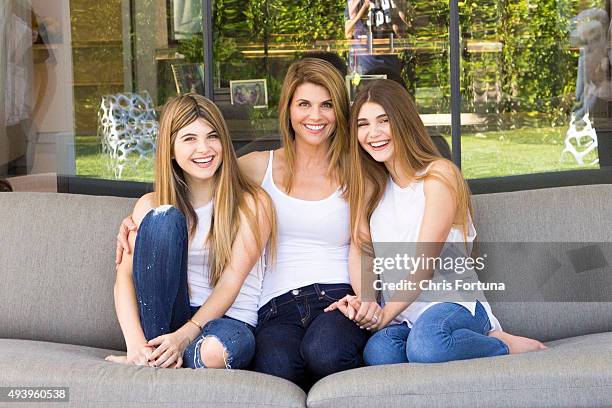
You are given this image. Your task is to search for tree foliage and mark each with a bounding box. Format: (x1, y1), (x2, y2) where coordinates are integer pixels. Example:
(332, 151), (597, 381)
(460, 0), (596, 118)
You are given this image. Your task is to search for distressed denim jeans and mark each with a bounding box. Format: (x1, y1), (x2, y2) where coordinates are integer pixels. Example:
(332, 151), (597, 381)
(132, 205), (255, 369)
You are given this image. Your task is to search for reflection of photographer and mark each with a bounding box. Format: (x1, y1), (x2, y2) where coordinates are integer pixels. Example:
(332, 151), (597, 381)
(345, 0), (406, 40)
(344, 0), (370, 40)
(344, 0), (406, 74)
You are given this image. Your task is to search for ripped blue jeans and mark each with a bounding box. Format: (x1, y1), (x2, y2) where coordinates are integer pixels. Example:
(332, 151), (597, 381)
(132, 206), (256, 369)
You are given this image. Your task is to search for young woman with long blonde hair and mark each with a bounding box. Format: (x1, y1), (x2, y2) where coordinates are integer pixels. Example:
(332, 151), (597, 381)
(329, 79), (545, 364)
(106, 94), (275, 369)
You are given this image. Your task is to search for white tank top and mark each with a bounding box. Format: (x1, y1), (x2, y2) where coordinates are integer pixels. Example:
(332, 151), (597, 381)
(258, 150), (351, 308)
(187, 201), (263, 327)
(370, 166), (502, 332)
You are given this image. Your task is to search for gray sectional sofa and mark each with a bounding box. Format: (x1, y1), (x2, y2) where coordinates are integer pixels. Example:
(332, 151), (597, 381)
(1, 185), (611, 407)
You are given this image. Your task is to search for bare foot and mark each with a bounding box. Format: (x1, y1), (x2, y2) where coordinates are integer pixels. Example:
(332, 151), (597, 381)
(105, 355), (128, 364)
(488, 330), (547, 354)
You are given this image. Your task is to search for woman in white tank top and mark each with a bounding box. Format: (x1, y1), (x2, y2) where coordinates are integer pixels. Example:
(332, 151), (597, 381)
(107, 94), (275, 370)
(328, 79), (546, 365)
(237, 58), (376, 388)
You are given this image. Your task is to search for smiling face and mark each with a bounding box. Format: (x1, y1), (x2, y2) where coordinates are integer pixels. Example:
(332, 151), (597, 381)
(356, 101), (395, 164)
(289, 82), (337, 147)
(173, 117), (222, 184)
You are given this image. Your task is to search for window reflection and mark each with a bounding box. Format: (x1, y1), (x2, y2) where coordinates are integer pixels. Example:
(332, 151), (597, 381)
(214, 0), (451, 156)
(1, 0), (208, 187)
(460, 1), (606, 178)
(2, 1), (610, 193)
(2, 0), (73, 192)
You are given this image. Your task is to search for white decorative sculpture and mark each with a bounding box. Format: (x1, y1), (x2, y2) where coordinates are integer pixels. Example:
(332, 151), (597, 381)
(98, 92), (158, 179)
(562, 113), (599, 166)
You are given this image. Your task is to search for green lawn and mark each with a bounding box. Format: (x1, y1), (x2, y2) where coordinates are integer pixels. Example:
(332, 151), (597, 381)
(456, 127), (599, 179)
(76, 126), (599, 182)
(75, 136), (154, 182)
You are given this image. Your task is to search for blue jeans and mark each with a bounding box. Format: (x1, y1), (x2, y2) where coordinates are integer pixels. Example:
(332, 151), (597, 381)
(363, 301), (508, 365)
(132, 206), (256, 369)
(253, 283), (370, 389)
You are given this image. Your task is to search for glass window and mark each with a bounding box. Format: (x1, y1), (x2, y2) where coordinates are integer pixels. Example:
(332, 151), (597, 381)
(459, 0), (605, 178)
(2, 0), (77, 192)
(212, 0), (453, 159)
(3, 0), (610, 196)
(0, 0), (209, 191)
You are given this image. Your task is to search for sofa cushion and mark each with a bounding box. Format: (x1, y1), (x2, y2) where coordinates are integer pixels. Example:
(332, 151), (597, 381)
(473, 184), (612, 242)
(0, 192), (135, 350)
(472, 185), (612, 341)
(306, 332), (612, 408)
(485, 302), (612, 343)
(0, 339), (306, 408)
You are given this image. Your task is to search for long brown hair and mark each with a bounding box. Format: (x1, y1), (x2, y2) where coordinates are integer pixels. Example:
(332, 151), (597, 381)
(155, 93), (276, 286)
(348, 80), (473, 246)
(277, 58), (351, 192)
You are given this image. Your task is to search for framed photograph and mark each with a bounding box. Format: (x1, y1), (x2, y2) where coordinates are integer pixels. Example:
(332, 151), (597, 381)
(229, 79), (268, 109)
(171, 63), (206, 95)
(345, 74), (387, 103)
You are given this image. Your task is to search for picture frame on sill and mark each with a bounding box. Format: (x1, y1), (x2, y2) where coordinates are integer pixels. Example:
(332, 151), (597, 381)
(171, 63), (206, 95)
(229, 79), (268, 109)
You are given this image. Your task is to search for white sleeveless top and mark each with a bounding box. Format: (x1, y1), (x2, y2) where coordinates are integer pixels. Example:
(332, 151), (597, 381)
(370, 167), (502, 332)
(187, 201), (263, 327)
(258, 150), (351, 308)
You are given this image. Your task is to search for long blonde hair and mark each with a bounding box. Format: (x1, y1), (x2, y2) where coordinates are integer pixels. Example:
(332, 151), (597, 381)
(277, 58), (351, 192)
(348, 80), (473, 246)
(155, 93), (276, 286)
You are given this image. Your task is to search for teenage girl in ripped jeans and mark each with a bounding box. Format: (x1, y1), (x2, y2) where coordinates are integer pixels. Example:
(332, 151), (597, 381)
(107, 94), (275, 370)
